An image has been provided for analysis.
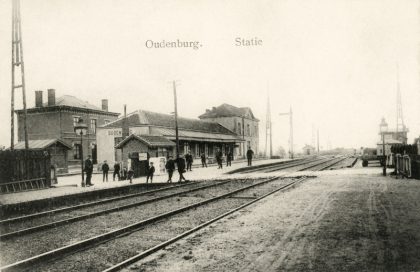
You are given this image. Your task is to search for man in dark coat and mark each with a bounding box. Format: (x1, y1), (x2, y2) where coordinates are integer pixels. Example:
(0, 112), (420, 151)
(176, 156), (187, 182)
(146, 162), (155, 183)
(165, 156), (175, 183)
(113, 162), (121, 181)
(186, 152), (193, 171)
(216, 150), (223, 169)
(102, 160), (109, 182)
(246, 148), (254, 166)
(226, 151), (232, 167)
(200, 153), (207, 168)
(84, 155), (94, 186)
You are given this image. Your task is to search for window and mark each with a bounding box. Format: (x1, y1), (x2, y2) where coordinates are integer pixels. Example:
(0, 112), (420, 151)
(184, 143), (190, 154)
(254, 125), (258, 137)
(247, 124), (250, 136)
(237, 122), (241, 135)
(73, 143), (82, 159)
(90, 119), (97, 134)
(73, 116), (81, 127)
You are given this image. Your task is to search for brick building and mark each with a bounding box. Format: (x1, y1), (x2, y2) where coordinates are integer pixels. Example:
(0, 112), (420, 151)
(198, 103), (259, 158)
(96, 109), (244, 165)
(15, 89), (119, 166)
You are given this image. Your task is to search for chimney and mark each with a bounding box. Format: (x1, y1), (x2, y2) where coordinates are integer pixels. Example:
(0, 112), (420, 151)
(205, 109), (210, 113)
(35, 90), (43, 107)
(101, 99), (108, 111)
(212, 107), (216, 111)
(47, 89), (56, 106)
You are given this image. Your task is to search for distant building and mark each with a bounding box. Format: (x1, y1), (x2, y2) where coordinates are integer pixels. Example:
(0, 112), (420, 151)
(15, 89), (119, 167)
(198, 103), (259, 158)
(96, 109), (244, 165)
(376, 117), (408, 156)
(302, 144), (316, 155)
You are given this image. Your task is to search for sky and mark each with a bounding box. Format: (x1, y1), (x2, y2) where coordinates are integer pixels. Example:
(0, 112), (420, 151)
(0, 0), (419, 153)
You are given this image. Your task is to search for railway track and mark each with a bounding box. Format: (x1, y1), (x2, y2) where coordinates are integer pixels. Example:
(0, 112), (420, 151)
(238, 156), (345, 174)
(232, 157), (330, 174)
(0, 179), (270, 266)
(0, 176), (309, 272)
(297, 156), (348, 171)
(0, 180), (230, 240)
(0, 181), (201, 223)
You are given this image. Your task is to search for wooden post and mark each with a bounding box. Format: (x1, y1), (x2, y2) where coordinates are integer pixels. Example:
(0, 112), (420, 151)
(173, 81), (180, 158)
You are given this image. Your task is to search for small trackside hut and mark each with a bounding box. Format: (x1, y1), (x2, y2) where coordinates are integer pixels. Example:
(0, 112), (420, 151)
(115, 134), (176, 178)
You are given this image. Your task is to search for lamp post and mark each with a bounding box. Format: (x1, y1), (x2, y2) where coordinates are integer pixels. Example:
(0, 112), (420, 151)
(74, 119), (88, 187)
(379, 118), (388, 176)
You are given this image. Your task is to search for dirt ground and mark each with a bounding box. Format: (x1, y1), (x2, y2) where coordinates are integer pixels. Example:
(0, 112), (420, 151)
(123, 168), (420, 272)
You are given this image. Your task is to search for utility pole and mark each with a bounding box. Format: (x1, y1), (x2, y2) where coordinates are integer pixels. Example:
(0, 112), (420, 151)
(173, 81), (180, 158)
(265, 92), (272, 158)
(317, 129), (320, 154)
(279, 107), (294, 159)
(11, 0), (29, 150)
(395, 63), (407, 144)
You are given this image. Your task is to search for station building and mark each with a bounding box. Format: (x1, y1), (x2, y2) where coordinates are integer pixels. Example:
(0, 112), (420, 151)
(198, 103), (259, 157)
(302, 145), (316, 155)
(376, 118), (409, 156)
(96, 109), (245, 165)
(15, 90), (119, 169)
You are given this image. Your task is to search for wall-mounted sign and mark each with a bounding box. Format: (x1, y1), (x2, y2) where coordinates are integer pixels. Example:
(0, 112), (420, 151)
(139, 152), (148, 161)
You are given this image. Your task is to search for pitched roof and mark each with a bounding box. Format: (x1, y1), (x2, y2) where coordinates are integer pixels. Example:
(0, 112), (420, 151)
(198, 103), (259, 121)
(152, 128), (244, 143)
(16, 94), (119, 116)
(115, 134), (176, 149)
(13, 139), (72, 150)
(45, 95), (102, 111)
(104, 110), (238, 135)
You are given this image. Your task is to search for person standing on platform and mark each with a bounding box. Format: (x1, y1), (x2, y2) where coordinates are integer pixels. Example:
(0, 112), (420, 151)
(84, 155), (94, 186)
(226, 151), (232, 167)
(246, 148), (254, 166)
(113, 162), (121, 181)
(146, 162), (155, 183)
(176, 156), (187, 182)
(186, 152), (193, 171)
(201, 153), (207, 168)
(102, 160), (109, 182)
(127, 167), (134, 183)
(216, 150), (223, 169)
(165, 156), (175, 183)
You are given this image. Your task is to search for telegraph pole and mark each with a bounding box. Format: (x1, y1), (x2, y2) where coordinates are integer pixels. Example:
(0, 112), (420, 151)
(317, 129), (320, 154)
(173, 81), (180, 158)
(279, 106), (294, 159)
(265, 92), (273, 158)
(11, 0), (29, 150)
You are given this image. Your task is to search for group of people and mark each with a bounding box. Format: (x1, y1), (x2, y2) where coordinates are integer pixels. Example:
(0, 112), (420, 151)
(165, 155), (187, 182)
(99, 161), (135, 182)
(84, 148), (255, 186)
(214, 150), (233, 169)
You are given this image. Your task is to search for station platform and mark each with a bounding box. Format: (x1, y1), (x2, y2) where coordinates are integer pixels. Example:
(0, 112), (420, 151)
(0, 158), (286, 206)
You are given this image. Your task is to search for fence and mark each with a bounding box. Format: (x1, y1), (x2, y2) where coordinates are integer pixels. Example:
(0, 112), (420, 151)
(0, 150), (51, 193)
(395, 154), (420, 179)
